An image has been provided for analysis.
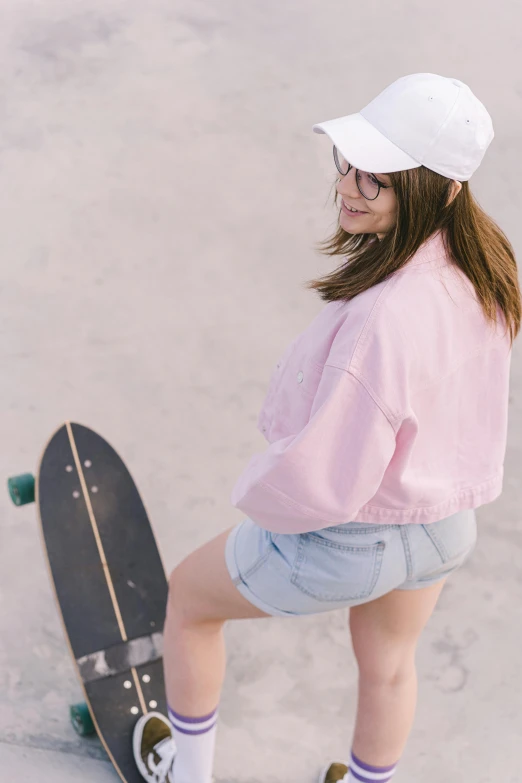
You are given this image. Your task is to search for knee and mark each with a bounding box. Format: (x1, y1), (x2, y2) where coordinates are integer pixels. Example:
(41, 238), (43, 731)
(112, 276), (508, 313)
(354, 646), (417, 686)
(166, 566), (188, 619)
(350, 621), (417, 684)
(167, 564), (179, 596)
(358, 661), (416, 688)
(166, 564), (217, 629)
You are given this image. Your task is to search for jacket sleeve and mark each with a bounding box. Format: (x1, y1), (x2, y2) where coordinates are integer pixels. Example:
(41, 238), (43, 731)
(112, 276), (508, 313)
(230, 365), (398, 534)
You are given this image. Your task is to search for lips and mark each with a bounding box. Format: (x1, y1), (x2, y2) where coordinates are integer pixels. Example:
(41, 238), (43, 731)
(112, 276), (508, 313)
(342, 200), (366, 214)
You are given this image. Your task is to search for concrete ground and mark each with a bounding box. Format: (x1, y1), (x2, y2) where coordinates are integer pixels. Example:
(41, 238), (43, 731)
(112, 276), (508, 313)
(1, 1), (521, 781)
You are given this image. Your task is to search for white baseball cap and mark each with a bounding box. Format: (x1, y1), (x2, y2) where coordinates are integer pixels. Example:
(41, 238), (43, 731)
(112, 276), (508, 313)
(313, 73), (494, 181)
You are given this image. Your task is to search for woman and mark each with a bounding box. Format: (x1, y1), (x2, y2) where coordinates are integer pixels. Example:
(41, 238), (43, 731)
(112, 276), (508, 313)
(132, 73), (520, 783)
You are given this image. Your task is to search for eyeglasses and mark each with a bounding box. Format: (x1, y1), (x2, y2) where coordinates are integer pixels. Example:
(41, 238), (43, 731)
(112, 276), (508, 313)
(333, 145), (392, 201)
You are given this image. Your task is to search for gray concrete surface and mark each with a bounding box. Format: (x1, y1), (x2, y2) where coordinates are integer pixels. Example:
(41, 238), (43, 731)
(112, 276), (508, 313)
(1, 1), (521, 781)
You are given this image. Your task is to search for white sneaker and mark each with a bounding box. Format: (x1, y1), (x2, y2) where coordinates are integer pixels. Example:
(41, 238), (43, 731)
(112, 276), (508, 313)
(133, 711), (177, 783)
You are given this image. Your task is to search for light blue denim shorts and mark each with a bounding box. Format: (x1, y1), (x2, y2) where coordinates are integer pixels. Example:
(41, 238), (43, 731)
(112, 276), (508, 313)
(224, 509), (478, 617)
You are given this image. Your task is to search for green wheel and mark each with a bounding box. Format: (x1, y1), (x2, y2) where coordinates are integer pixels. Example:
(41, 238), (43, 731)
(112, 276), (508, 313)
(7, 473), (35, 506)
(70, 702), (96, 737)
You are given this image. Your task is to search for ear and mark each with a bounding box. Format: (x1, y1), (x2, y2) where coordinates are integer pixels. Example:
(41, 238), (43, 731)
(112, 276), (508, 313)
(447, 180), (463, 205)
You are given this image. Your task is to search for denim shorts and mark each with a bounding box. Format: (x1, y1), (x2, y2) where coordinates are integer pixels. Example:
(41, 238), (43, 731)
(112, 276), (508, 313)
(224, 509), (478, 617)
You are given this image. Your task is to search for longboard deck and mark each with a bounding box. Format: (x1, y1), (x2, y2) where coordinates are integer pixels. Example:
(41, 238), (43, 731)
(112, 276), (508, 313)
(37, 422), (169, 782)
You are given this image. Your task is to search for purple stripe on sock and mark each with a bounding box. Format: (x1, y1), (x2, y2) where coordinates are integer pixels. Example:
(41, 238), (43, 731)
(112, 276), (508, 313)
(168, 706), (218, 724)
(351, 750), (398, 774)
(350, 770), (394, 783)
(170, 724), (216, 736)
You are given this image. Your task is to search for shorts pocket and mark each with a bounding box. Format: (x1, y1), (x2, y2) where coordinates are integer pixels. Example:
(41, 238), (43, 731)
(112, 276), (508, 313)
(422, 510), (478, 565)
(413, 513), (478, 585)
(411, 541), (477, 586)
(289, 532), (386, 602)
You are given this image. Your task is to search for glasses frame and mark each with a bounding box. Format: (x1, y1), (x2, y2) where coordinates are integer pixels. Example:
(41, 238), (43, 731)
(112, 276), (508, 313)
(333, 145), (392, 201)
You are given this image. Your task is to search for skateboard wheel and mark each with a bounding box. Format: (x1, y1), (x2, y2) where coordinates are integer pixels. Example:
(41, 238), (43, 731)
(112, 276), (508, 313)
(70, 702), (96, 737)
(7, 473), (35, 506)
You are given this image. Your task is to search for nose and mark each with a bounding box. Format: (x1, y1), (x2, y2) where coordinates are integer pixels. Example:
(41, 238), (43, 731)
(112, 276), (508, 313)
(336, 168), (364, 202)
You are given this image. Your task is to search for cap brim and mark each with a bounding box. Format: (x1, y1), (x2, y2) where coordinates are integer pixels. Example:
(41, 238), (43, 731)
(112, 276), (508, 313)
(313, 113), (420, 174)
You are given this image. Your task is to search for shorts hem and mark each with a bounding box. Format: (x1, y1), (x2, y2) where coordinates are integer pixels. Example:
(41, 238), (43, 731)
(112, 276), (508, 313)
(233, 578), (298, 617)
(224, 521), (298, 618)
(396, 576), (449, 590)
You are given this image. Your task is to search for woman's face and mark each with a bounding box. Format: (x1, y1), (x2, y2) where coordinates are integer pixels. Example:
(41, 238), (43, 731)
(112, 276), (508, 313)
(336, 163), (397, 240)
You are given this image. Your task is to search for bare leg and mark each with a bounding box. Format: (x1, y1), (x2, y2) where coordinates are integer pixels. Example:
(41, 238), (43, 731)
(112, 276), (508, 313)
(348, 580), (446, 766)
(163, 527), (271, 715)
(352, 665), (418, 765)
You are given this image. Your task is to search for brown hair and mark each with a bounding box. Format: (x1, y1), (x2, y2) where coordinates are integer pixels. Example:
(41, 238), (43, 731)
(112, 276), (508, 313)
(305, 167), (521, 347)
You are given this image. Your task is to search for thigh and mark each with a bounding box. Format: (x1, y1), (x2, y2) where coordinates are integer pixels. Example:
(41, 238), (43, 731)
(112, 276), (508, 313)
(349, 579), (447, 680)
(169, 526), (273, 624)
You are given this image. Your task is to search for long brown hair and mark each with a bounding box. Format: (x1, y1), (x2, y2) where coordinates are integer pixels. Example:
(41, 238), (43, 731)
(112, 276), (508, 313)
(305, 167), (521, 347)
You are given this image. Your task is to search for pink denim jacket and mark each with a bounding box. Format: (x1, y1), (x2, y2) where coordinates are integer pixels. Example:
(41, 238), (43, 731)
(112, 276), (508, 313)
(231, 230), (512, 533)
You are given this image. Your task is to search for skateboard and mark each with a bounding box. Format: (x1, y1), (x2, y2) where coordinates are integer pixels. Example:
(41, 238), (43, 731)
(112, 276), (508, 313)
(8, 422), (169, 783)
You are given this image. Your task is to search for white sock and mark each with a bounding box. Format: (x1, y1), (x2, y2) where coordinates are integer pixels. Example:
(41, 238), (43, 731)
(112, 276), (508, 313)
(167, 705), (218, 783)
(346, 749), (399, 782)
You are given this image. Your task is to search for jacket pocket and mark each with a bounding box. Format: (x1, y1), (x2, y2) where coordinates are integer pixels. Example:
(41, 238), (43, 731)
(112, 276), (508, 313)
(269, 358), (325, 440)
(289, 533), (386, 602)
